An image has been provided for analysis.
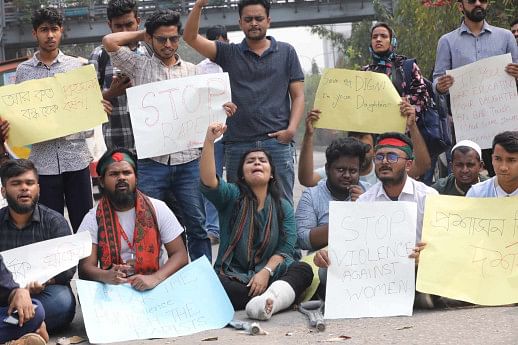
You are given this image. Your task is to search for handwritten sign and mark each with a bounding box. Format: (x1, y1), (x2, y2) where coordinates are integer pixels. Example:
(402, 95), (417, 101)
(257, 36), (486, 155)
(314, 69), (405, 134)
(446, 54), (518, 149)
(76, 257), (234, 344)
(417, 195), (518, 305)
(126, 73), (231, 159)
(0, 65), (107, 147)
(325, 201), (417, 319)
(0, 231), (91, 286)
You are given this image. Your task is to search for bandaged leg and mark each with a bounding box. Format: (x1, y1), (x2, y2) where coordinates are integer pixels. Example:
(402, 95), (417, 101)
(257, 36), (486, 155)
(245, 280), (295, 320)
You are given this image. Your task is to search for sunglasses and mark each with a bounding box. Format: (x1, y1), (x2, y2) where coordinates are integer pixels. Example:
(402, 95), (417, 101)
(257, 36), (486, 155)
(242, 16), (266, 23)
(153, 35), (180, 44)
(374, 153), (409, 164)
(465, 0), (488, 4)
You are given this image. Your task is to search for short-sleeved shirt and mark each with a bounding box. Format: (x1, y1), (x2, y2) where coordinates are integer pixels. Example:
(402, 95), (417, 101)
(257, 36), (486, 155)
(466, 176), (518, 198)
(214, 37), (304, 142)
(109, 47), (200, 165)
(295, 179), (369, 251)
(358, 176), (438, 242)
(89, 44), (150, 154)
(432, 174), (488, 196)
(78, 197), (183, 263)
(433, 20), (518, 92)
(0, 204), (75, 284)
(197, 58), (223, 74)
(15, 51), (92, 175)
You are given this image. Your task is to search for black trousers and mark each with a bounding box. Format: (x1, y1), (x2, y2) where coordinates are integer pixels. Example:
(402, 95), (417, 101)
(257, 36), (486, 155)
(219, 261), (314, 311)
(38, 167), (93, 232)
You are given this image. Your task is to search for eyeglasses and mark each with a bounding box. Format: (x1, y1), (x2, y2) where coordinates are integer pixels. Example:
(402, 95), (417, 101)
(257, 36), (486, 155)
(242, 16), (266, 23)
(374, 153), (409, 164)
(153, 35), (180, 44)
(466, 0), (488, 4)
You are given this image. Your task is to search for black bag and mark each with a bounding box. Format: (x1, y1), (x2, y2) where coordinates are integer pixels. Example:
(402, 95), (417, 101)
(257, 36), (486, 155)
(401, 59), (452, 157)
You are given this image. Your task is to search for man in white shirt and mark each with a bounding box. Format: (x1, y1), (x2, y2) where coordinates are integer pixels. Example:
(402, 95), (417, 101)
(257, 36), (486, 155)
(78, 148), (188, 291)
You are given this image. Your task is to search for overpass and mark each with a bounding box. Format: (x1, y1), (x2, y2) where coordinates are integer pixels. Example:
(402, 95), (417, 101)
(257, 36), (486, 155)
(0, 0), (395, 60)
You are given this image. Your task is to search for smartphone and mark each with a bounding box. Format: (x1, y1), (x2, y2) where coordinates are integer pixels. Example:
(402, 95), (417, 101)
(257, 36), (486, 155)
(3, 305), (38, 325)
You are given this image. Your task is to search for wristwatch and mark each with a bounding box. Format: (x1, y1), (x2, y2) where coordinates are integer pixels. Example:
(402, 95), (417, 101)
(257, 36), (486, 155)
(263, 266), (273, 277)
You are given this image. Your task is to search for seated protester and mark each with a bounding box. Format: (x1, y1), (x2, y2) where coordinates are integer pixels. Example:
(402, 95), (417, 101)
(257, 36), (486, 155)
(0, 160), (76, 332)
(313, 132), (437, 300)
(432, 140), (487, 196)
(299, 104), (430, 188)
(0, 255), (48, 345)
(466, 131), (518, 198)
(200, 123), (313, 320)
(78, 148), (188, 291)
(296, 137), (370, 252)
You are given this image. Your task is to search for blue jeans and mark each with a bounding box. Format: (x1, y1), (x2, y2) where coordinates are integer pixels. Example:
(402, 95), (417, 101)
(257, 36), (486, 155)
(0, 299), (45, 343)
(204, 141), (224, 238)
(137, 158), (211, 262)
(225, 138), (295, 204)
(33, 285), (75, 332)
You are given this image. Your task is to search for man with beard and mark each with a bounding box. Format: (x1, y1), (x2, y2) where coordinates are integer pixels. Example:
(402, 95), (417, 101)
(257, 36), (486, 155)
(433, 0), (518, 175)
(0, 159), (76, 332)
(512, 19), (518, 45)
(183, 0), (305, 204)
(78, 148), (188, 291)
(432, 140), (487, 196)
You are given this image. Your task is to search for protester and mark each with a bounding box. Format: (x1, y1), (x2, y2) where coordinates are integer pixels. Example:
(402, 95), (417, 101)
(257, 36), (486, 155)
(102, 10), (219, 261)
(78, 148), (187, 291)
(0, 160), (76, 332)
(200, 123), (312, 320)
(13, 8), (96, 232)
(296, 137), (369, 252)
(512, 19), (518, 45)
(433, 0), (518, 176)
(432, 140), (486, 196)
(184, 0), (305, 204)
(90, 0), (150, 154)
(0, 255), (48, 345)
(197, 24), (229, 245)
(313, 132), (437, 302)
(466, 131), (518, 197)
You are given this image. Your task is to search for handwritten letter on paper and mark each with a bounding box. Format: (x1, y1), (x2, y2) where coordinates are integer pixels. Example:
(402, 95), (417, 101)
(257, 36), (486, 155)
(0, 65), (107, 146)
(126, 73), (231, 159)
(325, 201), (417, 319)
(314, 69), (405, 134)
(0, 231), (91, 286)
(76, 257), (234, 344)
(417, 195), (518, 305)
(446, 54), (518, 149)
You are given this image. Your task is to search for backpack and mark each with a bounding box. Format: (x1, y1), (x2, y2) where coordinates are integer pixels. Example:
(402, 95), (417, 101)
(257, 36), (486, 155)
(401, 59), (452, 157)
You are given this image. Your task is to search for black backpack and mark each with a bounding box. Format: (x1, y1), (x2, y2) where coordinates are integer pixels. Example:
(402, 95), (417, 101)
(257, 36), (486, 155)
(401, 59), (453, 157)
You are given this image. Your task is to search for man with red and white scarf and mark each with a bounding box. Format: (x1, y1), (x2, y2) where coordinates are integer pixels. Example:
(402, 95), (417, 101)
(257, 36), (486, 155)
(78, 148), (188, 290)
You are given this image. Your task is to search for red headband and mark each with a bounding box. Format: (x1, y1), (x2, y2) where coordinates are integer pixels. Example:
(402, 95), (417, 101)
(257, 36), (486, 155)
(377, 138), (408, 147)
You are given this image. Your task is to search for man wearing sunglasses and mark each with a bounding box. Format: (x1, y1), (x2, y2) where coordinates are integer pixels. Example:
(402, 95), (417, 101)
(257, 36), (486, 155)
(433, 0), (518, 176)
(183, 0), (305, 205)
(101, 10), (213, 263)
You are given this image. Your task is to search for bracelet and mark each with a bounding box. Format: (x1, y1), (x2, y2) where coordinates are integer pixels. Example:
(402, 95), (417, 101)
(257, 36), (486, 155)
(262, 266), (273, 276)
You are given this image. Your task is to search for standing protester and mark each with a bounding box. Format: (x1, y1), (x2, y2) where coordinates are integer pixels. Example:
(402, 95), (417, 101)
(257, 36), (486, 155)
(197, 25), (229, 245)
(90, 0), (150, 154)
(512, 19), (518, 45)
(184, 0), (305, 204)
(14, 8), (96, 232)
(433, 0), (518, 176)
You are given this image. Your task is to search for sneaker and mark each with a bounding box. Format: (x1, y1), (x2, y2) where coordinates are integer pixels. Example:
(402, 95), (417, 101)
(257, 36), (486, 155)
(5, 333), (46, 345)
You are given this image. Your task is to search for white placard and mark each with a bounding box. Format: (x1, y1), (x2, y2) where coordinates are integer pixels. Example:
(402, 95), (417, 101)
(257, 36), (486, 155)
(127, 72), (231, 158)
(1, 231), (92, 286)
(447, 53), (518, 149)
(325, 201), (417, 319)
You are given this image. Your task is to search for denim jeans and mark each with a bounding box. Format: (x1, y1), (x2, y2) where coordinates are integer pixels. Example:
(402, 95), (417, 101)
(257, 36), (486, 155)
(204, 140), (224, 238)
(137, 158), (211, 262)
(224, 138), (295, 204)
(0, 299), (45, 343)
(33, 285), (76, 333)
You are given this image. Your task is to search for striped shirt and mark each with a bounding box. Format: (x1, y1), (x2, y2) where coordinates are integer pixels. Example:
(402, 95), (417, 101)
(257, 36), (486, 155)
(433, 20), (518, 92)
(15, 51), (92, 175)
(109, 47), (200, 165)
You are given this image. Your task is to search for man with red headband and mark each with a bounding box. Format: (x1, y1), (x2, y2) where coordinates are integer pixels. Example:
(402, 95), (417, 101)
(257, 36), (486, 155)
(78, 148), (188, 291)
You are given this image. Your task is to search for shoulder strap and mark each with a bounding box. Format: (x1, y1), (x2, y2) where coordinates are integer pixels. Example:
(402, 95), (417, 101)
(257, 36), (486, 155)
(402, 58), (415, 95)
(97, 48), (110, 88)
